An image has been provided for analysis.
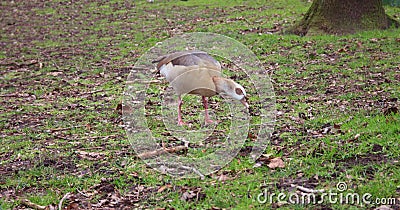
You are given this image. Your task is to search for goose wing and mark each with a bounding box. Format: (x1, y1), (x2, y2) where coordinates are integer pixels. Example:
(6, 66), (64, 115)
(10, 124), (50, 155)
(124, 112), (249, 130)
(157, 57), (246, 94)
(154, 51), (222, 96)
(153, 50), (221, 71)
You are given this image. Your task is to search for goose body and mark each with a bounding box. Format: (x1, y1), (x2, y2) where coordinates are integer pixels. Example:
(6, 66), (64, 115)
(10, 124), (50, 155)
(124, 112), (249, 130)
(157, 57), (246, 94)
(153, 50), (248, 125)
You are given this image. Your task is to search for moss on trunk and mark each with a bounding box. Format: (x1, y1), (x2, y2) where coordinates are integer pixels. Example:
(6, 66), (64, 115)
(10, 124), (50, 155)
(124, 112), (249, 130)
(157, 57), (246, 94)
(287, 0), (399, 36)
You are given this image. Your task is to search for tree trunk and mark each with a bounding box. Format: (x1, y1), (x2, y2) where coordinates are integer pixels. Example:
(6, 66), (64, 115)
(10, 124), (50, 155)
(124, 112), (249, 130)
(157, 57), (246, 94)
(287, 0), (399, 36)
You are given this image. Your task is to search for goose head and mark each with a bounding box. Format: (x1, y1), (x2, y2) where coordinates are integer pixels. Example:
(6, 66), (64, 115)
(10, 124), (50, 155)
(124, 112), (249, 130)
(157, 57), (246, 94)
(212, 76), (249, 108)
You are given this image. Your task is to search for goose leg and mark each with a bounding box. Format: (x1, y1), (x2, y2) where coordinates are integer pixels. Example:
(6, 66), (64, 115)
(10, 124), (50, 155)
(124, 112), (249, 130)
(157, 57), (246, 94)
(202, 96), (214, 124)
(177, 96), (185, 125)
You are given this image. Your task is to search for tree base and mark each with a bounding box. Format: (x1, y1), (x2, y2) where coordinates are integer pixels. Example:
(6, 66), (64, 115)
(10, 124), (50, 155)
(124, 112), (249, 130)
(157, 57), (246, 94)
(286, 0), (400, 36)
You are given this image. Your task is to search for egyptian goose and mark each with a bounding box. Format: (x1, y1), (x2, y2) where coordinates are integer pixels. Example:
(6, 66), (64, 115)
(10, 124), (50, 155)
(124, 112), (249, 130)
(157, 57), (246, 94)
(153, 50), (248, 125)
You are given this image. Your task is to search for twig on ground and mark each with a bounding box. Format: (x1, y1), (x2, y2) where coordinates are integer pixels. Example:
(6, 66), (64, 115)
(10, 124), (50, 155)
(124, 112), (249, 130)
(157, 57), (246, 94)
(54, 134), (120, 141)
(290, 184), (325, 193)
(58, 192), (71, 210)
(0, 60), (38, 67)
(47, 125), (85, 133)
(54, 134), (75, 141)
(20, 198), (47, 210)
(76, 189), (90, 197)
(179, 165), (205, 180)
(77, 89), (103, 96)
(0, 93), (20, 97)
(137, 146), (188, 159)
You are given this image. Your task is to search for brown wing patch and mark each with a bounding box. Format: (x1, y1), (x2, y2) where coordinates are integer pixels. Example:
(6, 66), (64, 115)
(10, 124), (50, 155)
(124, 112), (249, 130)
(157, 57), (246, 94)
(171, 55), (202, 66)
(235, 88), (243, 95)
(153, 50), (220, 70)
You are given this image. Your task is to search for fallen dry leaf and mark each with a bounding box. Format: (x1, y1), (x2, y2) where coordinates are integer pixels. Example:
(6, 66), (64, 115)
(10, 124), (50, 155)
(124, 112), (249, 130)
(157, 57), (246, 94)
(157, 184), (171, 193)
(180, 191), (196, 201)
(180, 187), (206, 202)
(374, 205), (393, 210)
(76, 151), (105, 161)
(46, 71), (63, 76)
(217, 174), (231, 182)
(253, 162), (262, 168)
(268, 157), (285, 169)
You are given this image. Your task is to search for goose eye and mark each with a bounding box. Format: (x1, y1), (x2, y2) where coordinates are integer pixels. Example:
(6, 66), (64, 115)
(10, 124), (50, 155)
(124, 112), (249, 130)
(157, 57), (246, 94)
(235, 88), (243, 95)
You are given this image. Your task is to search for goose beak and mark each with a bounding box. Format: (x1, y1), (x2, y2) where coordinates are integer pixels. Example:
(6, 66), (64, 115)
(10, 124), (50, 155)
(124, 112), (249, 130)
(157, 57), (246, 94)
(240, 97), (249, 109)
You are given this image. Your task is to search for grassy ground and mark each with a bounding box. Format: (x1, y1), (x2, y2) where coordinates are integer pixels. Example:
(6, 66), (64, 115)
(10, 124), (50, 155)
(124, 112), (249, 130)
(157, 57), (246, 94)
(1, 0), (399, 209)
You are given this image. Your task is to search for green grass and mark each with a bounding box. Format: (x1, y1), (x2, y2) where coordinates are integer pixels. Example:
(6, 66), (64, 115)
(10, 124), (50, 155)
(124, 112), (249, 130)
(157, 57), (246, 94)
(1, 0), (400, 209)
